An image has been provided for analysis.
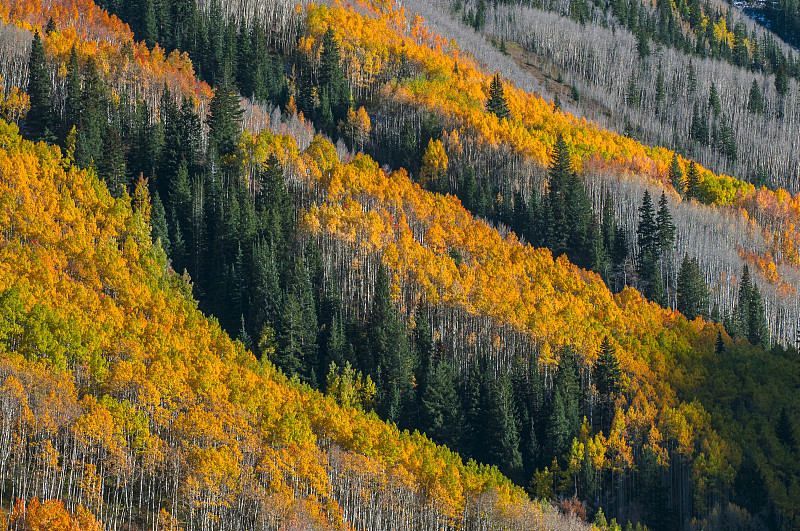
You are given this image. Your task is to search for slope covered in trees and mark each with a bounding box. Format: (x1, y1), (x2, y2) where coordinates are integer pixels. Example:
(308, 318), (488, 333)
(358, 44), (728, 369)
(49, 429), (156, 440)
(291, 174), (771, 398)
(0, 117), (579, 529)
(2, 0), (800, 528)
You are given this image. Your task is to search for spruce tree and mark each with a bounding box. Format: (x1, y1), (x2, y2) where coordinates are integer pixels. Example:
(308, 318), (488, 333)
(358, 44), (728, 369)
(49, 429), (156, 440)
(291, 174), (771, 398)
(593, 337), (621, 434)
(748, 79), (765, 114)
(486, 374), (523, 483)
(420, 358), (463, 450)
(637, 191), (664, 304)
(151, 190), (170, 255)
(547, 347), (581, 460)
(735, 265), (752, 338)
(709, 82), (721, 117)
(25, 31), (56, 143)
(486, 73), (510, 120)
(74, 57), (107, 169)
(656, 192), (675, 257)
(637, 191), (658, 259)
(748, 283), (769, 348)
(685, 161), (701, 201)
(547, 134), (573, 259)
(676, 255), (709, 320)
(670, 154), (684, 196)
(714, 330), (725, 355)
(207, 80), (244, 162)
(63, 46), (81, 142)
(97, 126), (126, 195)
(776, 65), (790, 97)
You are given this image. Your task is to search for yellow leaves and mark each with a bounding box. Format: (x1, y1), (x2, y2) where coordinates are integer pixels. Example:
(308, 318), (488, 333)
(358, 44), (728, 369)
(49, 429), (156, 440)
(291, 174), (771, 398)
(325, 361), (376, 411)
(343, 106), (372, 152)
(419, 138), (448, 188)
(0, 80), (29, 124)
(8, 497), (105, 531)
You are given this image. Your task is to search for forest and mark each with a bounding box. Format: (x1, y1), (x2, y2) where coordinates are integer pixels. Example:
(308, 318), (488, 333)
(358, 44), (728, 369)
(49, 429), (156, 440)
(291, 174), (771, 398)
(0, 0), (800, 529)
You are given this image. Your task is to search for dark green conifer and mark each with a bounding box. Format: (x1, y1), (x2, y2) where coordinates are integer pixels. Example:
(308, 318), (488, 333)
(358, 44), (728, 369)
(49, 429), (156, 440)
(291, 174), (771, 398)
(748, 79), (765, 114)
(676, 255), (709, 320)
(486, 73), (510, 120)
(25, 31), (56, 143)
(670, 154), (684, 196)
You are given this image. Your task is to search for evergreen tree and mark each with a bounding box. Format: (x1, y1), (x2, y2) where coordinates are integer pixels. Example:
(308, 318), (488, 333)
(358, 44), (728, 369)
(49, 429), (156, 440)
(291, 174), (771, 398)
(656, 192), (675, 257)
(63, 46), (81, 142)
(708, 82), (721, 117)
(368, 266), (414, 424)
(735, 265), (752, 338)
(486, 73), (510, 120)
(151, 190), (170, 255)
(547, 347), (581, 460)
(24, 31), (56, 143)
(714, 330), (725, 355)
(748, 79), (765, 114)
(179, 96), (202, 171)
(593, 337), (621, 434)
(601, 192), (616, 260)
(776, 65), (790, 97)
(655, 64), (665, 113)
(236, 22), (254, 99)
(320, 28), (343, 90)
(486, 374), (524, 483)
(420, 358), (463, 450)
(207, 80), (244, 162)
(277, 254), (318, 384)
(676, 254), (709, 320)
(97, 126), (126, 195)
(74, 57), (107, 169)
(637, 191), (664, 304)
(637, 191), (658, 260)
(748, 283), (769, 348)
(685, 161), (701, 200)
(413, 303), (433, 406)
(670, 154), (684, 196)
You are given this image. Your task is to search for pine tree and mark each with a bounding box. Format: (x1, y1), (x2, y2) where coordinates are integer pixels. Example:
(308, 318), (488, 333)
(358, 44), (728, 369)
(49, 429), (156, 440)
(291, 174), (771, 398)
(547, 347), (581, 460)
(179, 96), (202, 171)
(656, 192), (675, 257)
(142, 187), (167, 253)
(685, 161), (701, 200)
(63, 46), (81, 142)
(655, 64), (665, 114)
(637, 191), (658, 259)
(709, 82), (722, 117)
(593, 337), (621, 434)
(486, 73), (510, 120)
(420, 358), (462, 450)
(714, 330), (725, 355)
(637, 191), (665, 304)
(236, 22), (254, 99)
(24, 31), (56, 143)
(320, 28), (343, 90)
(775, 65), (790, 97)
(735, 265), (752, 338)
(486, 374), (524, 483)
(676, 254), (709, 320)
(748, 79), (765, 114)
(97, 126), (126, 195)
(74, 57), (107, 169)
(207, 80), (244, 162)
(277, 254), (318, 383)
(748, 283), (769, 348)
(601, 192), (616, 260)
(670, 154), (684, 196)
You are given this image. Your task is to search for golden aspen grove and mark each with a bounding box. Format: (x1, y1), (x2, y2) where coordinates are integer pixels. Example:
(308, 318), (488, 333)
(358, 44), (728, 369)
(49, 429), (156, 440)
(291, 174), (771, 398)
(0, 0), (800, 528)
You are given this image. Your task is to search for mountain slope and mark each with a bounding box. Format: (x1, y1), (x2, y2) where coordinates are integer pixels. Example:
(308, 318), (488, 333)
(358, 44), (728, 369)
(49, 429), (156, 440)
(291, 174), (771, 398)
(0, 118), (576, 529)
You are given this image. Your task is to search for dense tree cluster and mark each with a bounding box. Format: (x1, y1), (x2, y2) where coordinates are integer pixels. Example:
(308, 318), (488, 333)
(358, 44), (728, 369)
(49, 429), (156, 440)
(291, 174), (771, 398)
(3, 0), (800, 528)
